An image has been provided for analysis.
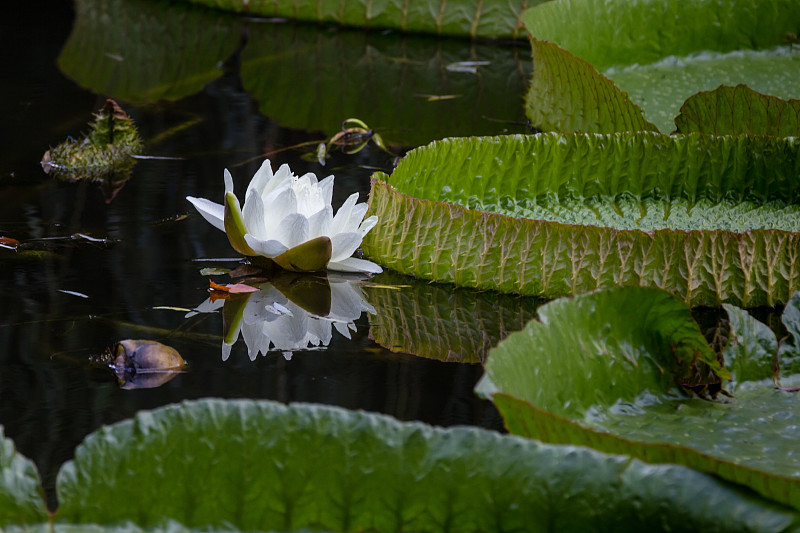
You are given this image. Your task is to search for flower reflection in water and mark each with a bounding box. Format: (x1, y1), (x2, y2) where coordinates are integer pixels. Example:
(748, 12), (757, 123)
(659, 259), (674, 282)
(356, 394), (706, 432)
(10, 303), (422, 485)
(187, 273), (375, 361)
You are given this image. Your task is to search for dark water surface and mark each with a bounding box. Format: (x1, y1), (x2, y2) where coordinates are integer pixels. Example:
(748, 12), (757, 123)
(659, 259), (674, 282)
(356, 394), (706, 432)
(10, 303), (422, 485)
(1, 0), (536, 507)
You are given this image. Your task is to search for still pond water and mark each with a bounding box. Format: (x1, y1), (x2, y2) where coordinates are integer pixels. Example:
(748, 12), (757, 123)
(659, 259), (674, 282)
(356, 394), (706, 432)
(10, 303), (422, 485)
(1, 0), (537, 506)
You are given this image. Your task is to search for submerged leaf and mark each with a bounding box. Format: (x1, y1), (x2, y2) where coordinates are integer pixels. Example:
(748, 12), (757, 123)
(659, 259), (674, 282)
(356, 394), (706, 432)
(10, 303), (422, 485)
(675, 85), (800, 136)
(54, 398), (800, 531)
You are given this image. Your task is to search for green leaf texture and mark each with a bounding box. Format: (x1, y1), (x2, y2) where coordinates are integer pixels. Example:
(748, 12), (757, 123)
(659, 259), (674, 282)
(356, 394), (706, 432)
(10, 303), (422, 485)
(55, 399), (800, 532)
(522, 0), (800, 72)
(177, 0), (541, 39)
(611, 47), (800, 134)
(524, 38), (657, 133)
(362, 133), (800, 306)
(365, 271), (539, 363)
(476, 287), (800, 513)
(58, 0), (241, 104)
(0, 427), (49, 528)
(675, 85), (800, 136)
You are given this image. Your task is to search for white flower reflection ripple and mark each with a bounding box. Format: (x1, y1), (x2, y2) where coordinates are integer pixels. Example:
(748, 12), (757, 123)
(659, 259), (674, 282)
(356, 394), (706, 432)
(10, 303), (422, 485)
(187, 276), (376, 361)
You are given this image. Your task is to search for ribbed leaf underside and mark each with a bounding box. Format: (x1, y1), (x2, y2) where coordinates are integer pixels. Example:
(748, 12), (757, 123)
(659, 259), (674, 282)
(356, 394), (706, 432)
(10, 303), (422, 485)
(179, 0), (538, 39)
(362, 134), (800, 306)
(675, 85), (800, 136)
(525, 38), (658, 133)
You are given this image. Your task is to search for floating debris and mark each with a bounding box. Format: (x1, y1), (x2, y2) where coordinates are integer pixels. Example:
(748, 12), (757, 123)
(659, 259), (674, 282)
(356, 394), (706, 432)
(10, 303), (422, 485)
(111, 339), (187, 390)
(41, 99), (143, 201)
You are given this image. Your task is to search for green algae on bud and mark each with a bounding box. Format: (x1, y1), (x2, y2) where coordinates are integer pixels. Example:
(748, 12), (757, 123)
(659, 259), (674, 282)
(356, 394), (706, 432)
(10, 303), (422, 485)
(41, 99), (143, 181)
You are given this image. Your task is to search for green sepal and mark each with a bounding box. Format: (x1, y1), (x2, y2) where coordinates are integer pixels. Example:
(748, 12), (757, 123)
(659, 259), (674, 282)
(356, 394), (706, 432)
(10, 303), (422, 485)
(223, 191), (257, 256)
(273, 236), (332, 272)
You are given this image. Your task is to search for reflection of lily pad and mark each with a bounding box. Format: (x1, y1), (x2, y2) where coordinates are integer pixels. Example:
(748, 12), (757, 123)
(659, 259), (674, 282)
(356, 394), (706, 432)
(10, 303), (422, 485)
(58, 0), (241, 104)
(240, 24), (531, 146)
(476, 286), (800, 512)
(178, 0), (535, 38)
(363, 133), (800, 306)
(366, 272), (539, 363)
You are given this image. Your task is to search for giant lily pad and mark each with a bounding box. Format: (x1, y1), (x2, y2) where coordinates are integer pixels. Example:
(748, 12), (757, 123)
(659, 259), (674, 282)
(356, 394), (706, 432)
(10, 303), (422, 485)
(521, 0), (800, 133)
(0, 428), (48, 528)
(675, 84), (800, 136)
(522, 0), (800, 72)
(609, 47), (800, 134)
(362, 133), (800, 306)
(1, 399), (799, 530)
(48, 399), (800, 531)
(476, 286), (800, 512)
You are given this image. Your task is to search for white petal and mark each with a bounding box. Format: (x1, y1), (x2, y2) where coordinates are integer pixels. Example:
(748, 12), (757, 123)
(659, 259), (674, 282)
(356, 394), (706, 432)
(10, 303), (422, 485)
(333, 321), (353, 339)
(358, 215), (378, 236)
(319, 175), (334, 207)
(272, 213), (309, 248)
(242, 190), (267, 239)
(224, 169), (234, 194)
(247, 159), (274, 197)
(330, 193), (359, 236)
(328, 256), (383, 274)
(330, 232), (363, 262)
(307, 206), (333, 239)
(184, 297), (226, 318)
(244, 235), (289, 258)
(262, 187), (297, 237)
(329, 281), (374, 319)
(186, 196), (225, 231)
(222, 342), (233, 361)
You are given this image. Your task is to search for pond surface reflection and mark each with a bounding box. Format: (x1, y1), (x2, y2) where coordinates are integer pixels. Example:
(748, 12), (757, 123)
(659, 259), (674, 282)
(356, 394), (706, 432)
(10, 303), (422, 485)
(1, 0), (533, 507)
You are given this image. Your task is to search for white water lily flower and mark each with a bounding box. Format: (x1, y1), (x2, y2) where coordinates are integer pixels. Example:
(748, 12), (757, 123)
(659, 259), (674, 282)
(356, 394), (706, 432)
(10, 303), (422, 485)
(186, 159), (382, 274)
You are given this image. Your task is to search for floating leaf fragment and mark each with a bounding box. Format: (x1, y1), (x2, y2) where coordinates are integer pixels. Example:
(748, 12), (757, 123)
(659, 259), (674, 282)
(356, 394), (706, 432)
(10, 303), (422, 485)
(208, 280), (259, 294)
(199, 267), (230, 276)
